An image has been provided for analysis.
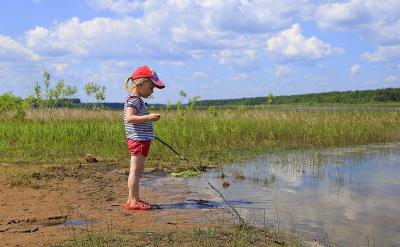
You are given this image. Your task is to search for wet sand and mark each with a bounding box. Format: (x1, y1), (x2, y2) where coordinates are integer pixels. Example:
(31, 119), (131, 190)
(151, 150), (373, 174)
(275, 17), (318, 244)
(0, 164), (229, 246)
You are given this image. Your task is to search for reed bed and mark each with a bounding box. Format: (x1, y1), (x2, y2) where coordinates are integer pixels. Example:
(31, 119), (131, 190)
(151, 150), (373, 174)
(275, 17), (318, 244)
(1, 107), (399, 170)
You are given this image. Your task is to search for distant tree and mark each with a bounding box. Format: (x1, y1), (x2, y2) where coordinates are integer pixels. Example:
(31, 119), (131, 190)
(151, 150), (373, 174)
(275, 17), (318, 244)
(267, 92), (274, 105)
(85, 82), (106, 109)
(176, 90), (199, 116)
(29, 71), (77, 108)
(49, 80), (78, 107)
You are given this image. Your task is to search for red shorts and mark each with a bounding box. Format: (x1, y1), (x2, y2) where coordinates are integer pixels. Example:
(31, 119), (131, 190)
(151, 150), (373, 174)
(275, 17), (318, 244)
(127, 139), (151, 157)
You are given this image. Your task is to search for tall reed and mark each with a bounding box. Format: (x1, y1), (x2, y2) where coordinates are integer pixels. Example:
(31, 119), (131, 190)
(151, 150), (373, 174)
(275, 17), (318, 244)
(1, 107), (399, 169)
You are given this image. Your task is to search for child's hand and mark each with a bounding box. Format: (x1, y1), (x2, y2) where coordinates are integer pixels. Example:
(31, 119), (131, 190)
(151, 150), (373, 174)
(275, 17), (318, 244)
(148, 113), (161, 121)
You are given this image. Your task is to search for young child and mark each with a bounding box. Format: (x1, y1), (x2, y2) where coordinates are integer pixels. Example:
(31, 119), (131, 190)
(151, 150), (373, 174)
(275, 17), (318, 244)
(123, 65), (165, 210)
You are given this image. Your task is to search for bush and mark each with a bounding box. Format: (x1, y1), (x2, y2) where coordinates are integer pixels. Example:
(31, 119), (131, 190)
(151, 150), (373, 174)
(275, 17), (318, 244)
(29, 71), (78, 108)
(0, 92), (28, 120)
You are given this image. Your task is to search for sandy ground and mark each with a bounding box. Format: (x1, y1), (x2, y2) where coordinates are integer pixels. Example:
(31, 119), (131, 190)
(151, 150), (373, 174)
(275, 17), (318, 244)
(0, 164), (231, 246)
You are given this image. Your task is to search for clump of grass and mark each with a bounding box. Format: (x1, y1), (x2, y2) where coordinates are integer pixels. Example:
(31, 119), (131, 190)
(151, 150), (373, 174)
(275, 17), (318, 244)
(232, 170), (246, 180)
(10, 174), (38, 188)
(7, 167), (44, 188)
(264, 174), (277, 188)
(171, 169), (201, 177)
(60, 225), (128, 247)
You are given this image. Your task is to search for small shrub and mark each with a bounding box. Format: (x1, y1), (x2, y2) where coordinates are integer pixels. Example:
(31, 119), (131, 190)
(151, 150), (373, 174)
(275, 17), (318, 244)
(0, 92), (28, 120)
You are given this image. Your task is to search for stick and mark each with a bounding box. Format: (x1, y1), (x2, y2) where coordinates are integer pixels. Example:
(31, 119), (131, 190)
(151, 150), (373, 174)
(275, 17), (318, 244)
(154, 136), (189, 162)
(155, 135), (246, 226)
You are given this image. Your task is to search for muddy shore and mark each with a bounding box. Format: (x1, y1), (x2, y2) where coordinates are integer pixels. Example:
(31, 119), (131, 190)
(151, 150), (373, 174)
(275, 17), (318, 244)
(0, 163), (284, 246)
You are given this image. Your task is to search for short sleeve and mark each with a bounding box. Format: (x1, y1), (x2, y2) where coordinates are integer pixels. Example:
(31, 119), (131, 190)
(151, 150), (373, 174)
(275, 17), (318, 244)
(126, 97), (141, 110)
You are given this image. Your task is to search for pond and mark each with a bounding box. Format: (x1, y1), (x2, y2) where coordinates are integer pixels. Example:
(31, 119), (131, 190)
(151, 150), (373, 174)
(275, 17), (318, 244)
(185, 144), (400, 246)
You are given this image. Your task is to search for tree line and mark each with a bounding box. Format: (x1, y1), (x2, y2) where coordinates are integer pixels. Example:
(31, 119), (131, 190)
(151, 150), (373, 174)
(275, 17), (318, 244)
(195, 88), (400, 107)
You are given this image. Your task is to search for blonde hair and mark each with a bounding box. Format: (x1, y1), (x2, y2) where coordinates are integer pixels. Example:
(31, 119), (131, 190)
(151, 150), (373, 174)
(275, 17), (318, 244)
(124, 77), (151, 93)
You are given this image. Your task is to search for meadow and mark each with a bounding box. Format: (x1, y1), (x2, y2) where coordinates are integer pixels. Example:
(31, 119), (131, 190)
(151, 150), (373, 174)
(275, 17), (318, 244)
(1, 106), (399, 172)
(1, 106), (399, 246)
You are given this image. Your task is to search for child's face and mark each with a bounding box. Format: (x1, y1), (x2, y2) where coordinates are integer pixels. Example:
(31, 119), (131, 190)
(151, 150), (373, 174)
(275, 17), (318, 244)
(139, 80), (155, 98)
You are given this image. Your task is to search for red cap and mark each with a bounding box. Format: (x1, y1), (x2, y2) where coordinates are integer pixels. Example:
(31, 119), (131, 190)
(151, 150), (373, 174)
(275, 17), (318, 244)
(131, 65), (165, 89)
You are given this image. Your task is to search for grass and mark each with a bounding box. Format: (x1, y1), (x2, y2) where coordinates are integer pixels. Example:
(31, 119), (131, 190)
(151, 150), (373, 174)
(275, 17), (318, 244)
(1, 107), (399, 173)
(57, 223), (300, 247)
(171, 170), (202, 177)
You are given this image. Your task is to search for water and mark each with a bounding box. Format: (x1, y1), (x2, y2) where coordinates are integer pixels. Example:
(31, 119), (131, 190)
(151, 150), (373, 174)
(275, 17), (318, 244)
(141, 175), (253, 210)
(186, 144), (400, 246)
(64, 219), (98, 226)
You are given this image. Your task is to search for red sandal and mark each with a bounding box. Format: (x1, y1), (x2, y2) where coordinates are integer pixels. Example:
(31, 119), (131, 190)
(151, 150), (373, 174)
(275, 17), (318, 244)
(123, 201), (152, 210)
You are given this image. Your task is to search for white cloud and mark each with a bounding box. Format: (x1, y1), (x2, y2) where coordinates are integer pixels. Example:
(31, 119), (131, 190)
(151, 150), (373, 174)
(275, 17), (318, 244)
(24, 17), (188, 61)
(275, 64), (292, 78)
(350, 64), (361, 76)
(192, 72), (207, 78)
(216, 49), (258, 69)
(0, 35), (40, 61)
(27, 18), (129, 57)
(207, 0), (301, 33)
(362, 45), (400, 62)
(266, 24), (344, 63)
(18, 2), (349, 71)
(314, 0), (400, 46)
(86, 0), (143, 14)
(315, 0), (371, 30)
(230, 73), (251, 80)
(86, 0), (304, 34)
(24, 3), (280, 64)
(159, 61), (187, 67)
(313, 0), (400, 63)
(385, 76), (399, 82)
(51, 63), (69, 73)
(371, 20), (400, 46)
(79, 60), (131, 93)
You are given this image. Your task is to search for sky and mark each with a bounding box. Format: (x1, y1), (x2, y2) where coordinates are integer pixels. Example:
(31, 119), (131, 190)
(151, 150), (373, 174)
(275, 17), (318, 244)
(1, 0), (400, 104)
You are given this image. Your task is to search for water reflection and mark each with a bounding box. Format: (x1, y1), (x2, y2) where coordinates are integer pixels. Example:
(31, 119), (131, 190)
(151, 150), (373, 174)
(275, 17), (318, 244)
(188, 144), (400, 246)
(152, 199), (253, 210)
(64, 219), (99, 226)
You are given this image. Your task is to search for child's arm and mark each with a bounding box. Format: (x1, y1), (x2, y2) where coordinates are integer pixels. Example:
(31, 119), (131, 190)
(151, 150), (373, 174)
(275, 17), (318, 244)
(126, 107), (160, 124)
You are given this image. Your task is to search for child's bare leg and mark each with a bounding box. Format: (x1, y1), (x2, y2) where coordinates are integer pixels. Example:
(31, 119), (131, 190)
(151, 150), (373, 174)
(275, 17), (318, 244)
(127, 154), (145, 205)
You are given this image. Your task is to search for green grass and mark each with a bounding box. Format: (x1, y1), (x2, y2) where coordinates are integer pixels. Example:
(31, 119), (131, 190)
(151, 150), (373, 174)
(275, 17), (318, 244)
(57, 224), (296, 247)
(171, 170), (202, 177)
(1, 107), (399, 173)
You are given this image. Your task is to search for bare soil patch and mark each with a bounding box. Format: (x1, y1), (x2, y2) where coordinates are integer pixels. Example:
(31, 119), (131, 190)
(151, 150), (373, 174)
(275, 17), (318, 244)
(1, 163), (278, 246)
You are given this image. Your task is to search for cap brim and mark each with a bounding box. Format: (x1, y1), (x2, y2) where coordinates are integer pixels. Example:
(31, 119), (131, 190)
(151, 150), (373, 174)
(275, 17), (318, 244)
(152, 79), (165, 89)
(150, 72), (165, 89)
(155, 81), (165, 89)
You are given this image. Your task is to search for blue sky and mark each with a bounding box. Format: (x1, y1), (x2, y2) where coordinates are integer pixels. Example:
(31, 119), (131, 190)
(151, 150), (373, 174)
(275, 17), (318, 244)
(1, 0), (400, 104)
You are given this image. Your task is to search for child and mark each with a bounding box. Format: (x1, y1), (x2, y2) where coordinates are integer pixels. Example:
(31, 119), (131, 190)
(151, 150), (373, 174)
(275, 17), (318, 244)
(123, 65), (165, 210)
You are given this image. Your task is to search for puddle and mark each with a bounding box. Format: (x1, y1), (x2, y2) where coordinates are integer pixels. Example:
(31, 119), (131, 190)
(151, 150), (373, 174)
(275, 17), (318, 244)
(184, 144), (400, 246)
(152, 199), (219, 209)
(152, 199), (253, 210)
(64, 219), (99, 226)
(141, 170), (254, 211)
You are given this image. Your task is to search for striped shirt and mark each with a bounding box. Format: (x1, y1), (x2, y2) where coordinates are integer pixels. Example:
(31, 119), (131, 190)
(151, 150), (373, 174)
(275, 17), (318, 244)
(123, 94), (154, 140)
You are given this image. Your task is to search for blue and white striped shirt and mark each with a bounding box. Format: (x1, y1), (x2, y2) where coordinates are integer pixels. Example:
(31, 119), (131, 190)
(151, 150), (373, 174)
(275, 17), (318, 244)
(123, 94), (154, 140)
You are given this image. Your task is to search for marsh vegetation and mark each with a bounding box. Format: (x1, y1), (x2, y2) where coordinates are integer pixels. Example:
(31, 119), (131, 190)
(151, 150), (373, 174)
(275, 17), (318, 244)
(1, 107), (399, 168)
